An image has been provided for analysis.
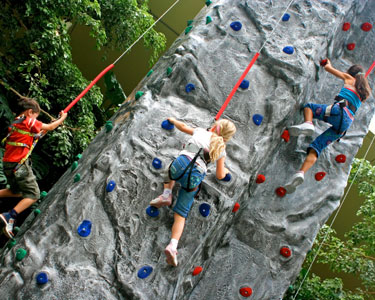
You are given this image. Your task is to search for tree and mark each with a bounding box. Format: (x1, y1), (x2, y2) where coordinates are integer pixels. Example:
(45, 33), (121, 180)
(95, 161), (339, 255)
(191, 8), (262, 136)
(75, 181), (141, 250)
(284, 158), (375, 300)
(0, 0), (166, 189)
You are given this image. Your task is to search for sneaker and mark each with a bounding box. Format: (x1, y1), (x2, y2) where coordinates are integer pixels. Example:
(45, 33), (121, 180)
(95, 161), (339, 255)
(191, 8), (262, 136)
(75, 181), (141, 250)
(150, 194), (172, 208)
(285, 172), (305, 194)
(0, 213), (15, 239)
(288, 122), (315, 136)
(164, 243), (178, 267)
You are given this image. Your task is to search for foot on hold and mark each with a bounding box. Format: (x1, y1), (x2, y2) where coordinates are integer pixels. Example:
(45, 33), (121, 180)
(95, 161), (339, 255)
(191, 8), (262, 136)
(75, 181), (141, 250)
(0, 213), (15, 239)
(165, 243), (178, 267)
(150, 194), (172, 208)
(288, 122), (314, 136)
(285, 172), (304, 194)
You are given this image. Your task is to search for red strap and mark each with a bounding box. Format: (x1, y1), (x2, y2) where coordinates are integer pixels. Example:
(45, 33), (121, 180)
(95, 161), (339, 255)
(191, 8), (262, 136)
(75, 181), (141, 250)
(365, 60), (375, 78)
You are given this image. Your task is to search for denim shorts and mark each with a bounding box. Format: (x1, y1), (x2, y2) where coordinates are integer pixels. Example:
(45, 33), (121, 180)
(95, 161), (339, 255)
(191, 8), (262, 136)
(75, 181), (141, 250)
(305, 102), (354, 157)
(169, 155), (206, 218)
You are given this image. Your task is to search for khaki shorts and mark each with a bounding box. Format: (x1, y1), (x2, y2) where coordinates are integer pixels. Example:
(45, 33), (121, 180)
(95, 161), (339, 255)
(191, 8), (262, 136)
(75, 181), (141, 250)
(3, 160), (40, 200)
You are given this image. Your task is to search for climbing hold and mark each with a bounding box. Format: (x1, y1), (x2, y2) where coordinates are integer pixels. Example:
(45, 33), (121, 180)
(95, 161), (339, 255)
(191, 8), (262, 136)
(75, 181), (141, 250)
(335, 154), (346, 163)
(280, 246), (292, 258)
(283, 46), (294, 55)
(282, 13), (290, 22)
(77, 220), (92, 237)
(71, 161), (78, 171)
(7, 239), (17, 250)
(106, 180), (116, 192)
(239, 286), (253, 297)
(40, 191), (48, 199)
(137, 265), (153, 279)
(15, 248), (27, 261)
(185, 83), (195, 93)
(192, 266), (203, 276)
(34, 209), (41, 215)
(232, 202), (240, 213)
(206, 16), (212, 24)
(342, 22), (351, 31)
(146, 206), (160, 218)
(76, 153), (82, 160)
(199, 203), (211, 217)
(146, 69), (153, 77)
(281, 130), (290, 142)
(167, 67), (173, 76)
(161, 119), (175, 130)
(361, 22), (372, 32)
(152, 158), (162, 169)
(205, 0), (212, 6)
(252, 114), (263, 126)
(314, 172), (326, 181)
(240, 80), (249, 89)
(185, 25), (193, 35)
(347, 43), (355, 51)
(230, 21), (242, 31)
(13, 226), (20, 234)
(221, 173), (232, 182)
(256, 174), (265, 184)
(135, 91), (144, 100)
(187, 20), (194, 26)
(275, 187), (286, 197)
(320, 59), (328, 66)
(36, 272), (49, 285)
(74, 173), (80, 182)
(105, 121), (113, 132)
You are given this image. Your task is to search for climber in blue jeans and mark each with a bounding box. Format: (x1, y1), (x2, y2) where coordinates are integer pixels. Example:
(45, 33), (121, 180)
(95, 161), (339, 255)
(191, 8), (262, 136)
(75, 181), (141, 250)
(285, 59), (371, 194)
(150, 117), (236, 266)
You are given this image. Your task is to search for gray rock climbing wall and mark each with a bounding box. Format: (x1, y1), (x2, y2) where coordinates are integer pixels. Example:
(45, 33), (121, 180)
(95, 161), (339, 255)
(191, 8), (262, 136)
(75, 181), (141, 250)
(1, 0), (374, 299)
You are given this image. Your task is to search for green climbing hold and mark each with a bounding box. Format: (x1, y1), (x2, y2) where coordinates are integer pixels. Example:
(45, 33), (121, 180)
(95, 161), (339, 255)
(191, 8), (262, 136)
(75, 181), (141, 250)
(40, 191), (48, 199)
(74, 174), (81, 182)
(185, 25), (193, 35)
(187, 20), (194, 26)
(16, 248), (27, 261)
(206, 16), (212, 24)
(71, 161), (78, 171)
(146, 69), (153, 77)
(135, 91), (144, 100)
(105, 120), (113, 132)
(205, 0), (212, 6)
(167, 67), (173, 76)
(34, 209), (41, 215)
(13, 226), (20, 234)
(7, 239), (17, 249)
(76, 153), (82, 160)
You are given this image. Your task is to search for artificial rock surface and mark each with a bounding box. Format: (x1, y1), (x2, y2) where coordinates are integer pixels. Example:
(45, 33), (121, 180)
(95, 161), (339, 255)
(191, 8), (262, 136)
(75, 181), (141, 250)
(1, 0), (375, 299)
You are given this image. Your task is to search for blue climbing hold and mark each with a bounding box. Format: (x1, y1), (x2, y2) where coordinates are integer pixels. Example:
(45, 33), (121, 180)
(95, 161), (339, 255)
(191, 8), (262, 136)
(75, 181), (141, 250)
(252, 114), (263, 126)
(282, 13), (290, 21)
(221, 173), (232, 182)
(240, 80), (249, 89)
(106, 180), (116, 192)
(77, 220), (92, 237)
(283, 46), (294, 55)
(185, 83), (195, 93)
(230, 21), (242, 31)
(161, 120), (175, 130)
(199, 203), (211, 217)
(146, 206), (160, 218)
(138, 265), (153, 279)
(36, 272), (48, 285)
(152, 158), (162, 169)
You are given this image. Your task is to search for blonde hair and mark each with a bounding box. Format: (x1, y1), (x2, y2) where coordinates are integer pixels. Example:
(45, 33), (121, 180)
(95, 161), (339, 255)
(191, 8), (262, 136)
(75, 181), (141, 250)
(209, 119), (236, 162)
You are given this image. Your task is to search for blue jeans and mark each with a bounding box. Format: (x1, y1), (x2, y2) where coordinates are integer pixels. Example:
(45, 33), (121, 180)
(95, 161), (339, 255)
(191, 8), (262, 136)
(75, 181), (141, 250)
(305, 102), (354, 157)
(170, 155), (206, 218)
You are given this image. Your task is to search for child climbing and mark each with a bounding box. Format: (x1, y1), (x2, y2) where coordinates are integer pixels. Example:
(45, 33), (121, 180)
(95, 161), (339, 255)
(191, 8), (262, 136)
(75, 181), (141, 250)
(150, 117), (236, 266)
(285, 59), (371, 194)
(0, 97), (67, 238)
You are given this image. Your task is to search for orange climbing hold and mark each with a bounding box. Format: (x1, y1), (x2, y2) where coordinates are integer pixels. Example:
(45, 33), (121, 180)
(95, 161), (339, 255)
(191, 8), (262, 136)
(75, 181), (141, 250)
(232, 202), (240, 213)
(347, 43), (355, 51)
(315, 172), (326, 181)
(281, 130), (290, 142)
(240, 287), (253, 297)
(256, 174), (265, 184)
(192, 266), (203, 276)
(335, 154), (346, 163)
(361, 22), (372, 32)
(342, 22), (351, 31)
(275, 187), (286, 197)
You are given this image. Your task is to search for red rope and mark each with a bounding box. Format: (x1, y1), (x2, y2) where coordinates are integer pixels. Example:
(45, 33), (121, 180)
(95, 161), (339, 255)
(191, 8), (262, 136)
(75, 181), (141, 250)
(365, 60), (375, 78)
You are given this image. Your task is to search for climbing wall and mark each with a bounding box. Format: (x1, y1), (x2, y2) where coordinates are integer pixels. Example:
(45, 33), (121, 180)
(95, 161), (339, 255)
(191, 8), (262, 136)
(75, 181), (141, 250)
(1, 0), (375, 299)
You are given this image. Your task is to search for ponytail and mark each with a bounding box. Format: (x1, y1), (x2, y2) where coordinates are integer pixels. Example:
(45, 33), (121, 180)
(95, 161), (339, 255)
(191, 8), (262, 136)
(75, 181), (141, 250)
(347, 65), (371, 101)
(209, 119), (236, 162)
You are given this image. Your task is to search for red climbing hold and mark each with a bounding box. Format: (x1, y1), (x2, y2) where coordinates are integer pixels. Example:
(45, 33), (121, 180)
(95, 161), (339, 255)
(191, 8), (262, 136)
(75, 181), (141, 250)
(280, 246), (292, 258)
(192, 266), (203, 276)
(347, 43), (355, 51)
(281, 130), (290, 142)
(314, 172), (326, 181)
(361, 22), (372, 32)
(256, 174), (265, 184)
(342, 22), (351, 31)
(240, 287), (253, 297)
(275, 187), (286, 197)
(320, 59), (328, 66)
(232, 202), (240, 213)
(335, 154), (346, 163)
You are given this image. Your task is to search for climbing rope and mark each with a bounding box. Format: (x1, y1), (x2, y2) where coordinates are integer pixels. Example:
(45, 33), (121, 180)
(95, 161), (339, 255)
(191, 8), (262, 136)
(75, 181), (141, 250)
(292, 62), (375, 300)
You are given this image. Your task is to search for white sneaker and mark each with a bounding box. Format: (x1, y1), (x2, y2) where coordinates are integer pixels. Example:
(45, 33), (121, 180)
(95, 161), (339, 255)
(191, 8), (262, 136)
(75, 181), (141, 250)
(288, 122), (315, 136)
(150, 194), (172, 208)
(285, 172), (305, 194)
(164, 243), (178, 267)
(0, 213), (15, 239)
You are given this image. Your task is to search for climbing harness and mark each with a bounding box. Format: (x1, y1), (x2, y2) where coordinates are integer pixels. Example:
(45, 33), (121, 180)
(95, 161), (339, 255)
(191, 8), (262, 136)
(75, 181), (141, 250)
(184, 143), (211, 165)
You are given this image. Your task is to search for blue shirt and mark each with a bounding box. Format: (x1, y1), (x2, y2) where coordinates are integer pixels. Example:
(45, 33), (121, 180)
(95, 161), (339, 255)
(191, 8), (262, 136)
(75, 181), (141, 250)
(338, 87), (361, 114)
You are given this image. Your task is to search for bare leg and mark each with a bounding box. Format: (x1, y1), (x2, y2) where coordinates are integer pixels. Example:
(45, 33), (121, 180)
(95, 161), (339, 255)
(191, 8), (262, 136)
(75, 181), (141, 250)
(171, 213), (186, 241)
(13, 198), (37, 214)
(164, 180), (175, 190)
(0, 189), (22, 198)
(300, 149), (318, 173)
(304, 107), (313, 122)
